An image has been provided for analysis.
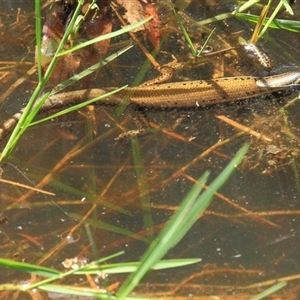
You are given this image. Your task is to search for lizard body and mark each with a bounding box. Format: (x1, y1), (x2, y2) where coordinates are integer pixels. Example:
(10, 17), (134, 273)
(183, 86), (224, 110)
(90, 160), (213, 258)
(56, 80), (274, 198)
(0, 69), (299, 141)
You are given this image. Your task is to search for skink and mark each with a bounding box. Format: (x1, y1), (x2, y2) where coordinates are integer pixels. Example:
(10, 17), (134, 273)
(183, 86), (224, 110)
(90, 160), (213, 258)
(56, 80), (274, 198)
(0, 69), (299, 141)
(44, 69), (300, 109)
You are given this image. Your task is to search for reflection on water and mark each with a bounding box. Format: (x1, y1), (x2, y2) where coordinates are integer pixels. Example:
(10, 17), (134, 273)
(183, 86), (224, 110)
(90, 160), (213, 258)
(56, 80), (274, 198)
(0, 0), (300, 299)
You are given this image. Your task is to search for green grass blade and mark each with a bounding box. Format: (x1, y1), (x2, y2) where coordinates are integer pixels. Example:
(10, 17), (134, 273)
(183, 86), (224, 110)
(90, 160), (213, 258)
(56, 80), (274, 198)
(41, 1), (85, 85)
(0, 259), (60, 277)
(258, 1), (284, 38)
(116, 144), (249, 300)
(250, 281), (287, 300)
(198, 0), (260, 25)
(280, 0), (294, 15)
(39, 285), (110, 298)
(196, 27), (216, 57)
(54, 45), (133, 93)
(29, 86), (127, 126)
(57, 17), (153, 57)
(68, 213), (150, 243)
(24, 252), (124, 290)
(1, 85), (48, 160)
(178, 144), (249, 237)
(115, 171), (209, 299)
(39, 284), (150, 300)
(168, 0), (196, 55)
(131, 136), (153, 235)
(0, 1), (85, 162)
(47, 179), (132, 214)
(233, 0), (261, 14)
(22, 92), (51, 128)
(0, 283), (25, 291)
(74, 258), (201, 274)
(35, 0), (42, 82)
(236, 13), (300, 32)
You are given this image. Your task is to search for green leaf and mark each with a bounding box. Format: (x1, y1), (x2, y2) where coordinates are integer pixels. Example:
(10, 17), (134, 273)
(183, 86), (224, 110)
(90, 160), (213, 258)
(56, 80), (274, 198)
(0, 259), (60, 277)
(54, 45), (133, 93)
(116, 144), (249, 300)
(250, 281), (287, 300)
(236, 13), (300, 32)
(67, 212), (150, 243)
(280, 0), (294, 15)
(74, 258), (201, 274)
(30, 86), (128, 126)
(39, 284), (150, 299)
(57, 17), (153, 56)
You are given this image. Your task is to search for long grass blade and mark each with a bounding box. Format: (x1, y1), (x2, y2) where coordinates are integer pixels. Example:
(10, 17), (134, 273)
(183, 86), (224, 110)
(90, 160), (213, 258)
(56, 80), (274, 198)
(73, 258), (201, 274)
(39, 284), (149, 300)
(29, 86), (127, 126)
(168, 0), (197, 55)
(236, 13), (300, 32)
(131, 136), (153, 235)
(35, 0), (42, 82)
(54, 45), (133, 93)
(68, 212), (150, 243)
(57, 17), (153, 56)
(0, 2), (85, 161)
(280, 0), (294, 15)
(0, 8), (152, 162)
(24, 252), (124, 290)
(250, 281), (287, 300)
(116, 144), (249, 300)
(0, 259), (59, 277)
(116, 171), (209, 299)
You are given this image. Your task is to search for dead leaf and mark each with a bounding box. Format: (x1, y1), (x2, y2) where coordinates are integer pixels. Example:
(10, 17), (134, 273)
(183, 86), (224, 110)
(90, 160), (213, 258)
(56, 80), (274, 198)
(114, 0), (160, 48)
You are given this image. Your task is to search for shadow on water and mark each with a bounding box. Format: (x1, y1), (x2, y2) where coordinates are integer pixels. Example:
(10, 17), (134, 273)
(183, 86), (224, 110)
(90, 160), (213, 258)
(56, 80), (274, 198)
(1, 0), (300, 299)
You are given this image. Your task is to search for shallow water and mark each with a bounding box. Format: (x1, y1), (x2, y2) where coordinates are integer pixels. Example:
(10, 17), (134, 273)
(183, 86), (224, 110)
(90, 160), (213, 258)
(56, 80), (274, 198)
(0, 1), (300, 299)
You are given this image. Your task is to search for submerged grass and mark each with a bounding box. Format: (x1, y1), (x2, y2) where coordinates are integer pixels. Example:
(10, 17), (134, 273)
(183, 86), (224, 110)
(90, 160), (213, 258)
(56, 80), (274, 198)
(0, 1), (151, 162)
(249, 281), (287, 300)
(117, 144), (249, 299)
(198, 0), (300, 36)
(0, 144), (248, 299)
(1, 0), (299, 161)
(168, 0), (216, 57)
(131, 136), (154, 236)
(0, 1), (298, 299)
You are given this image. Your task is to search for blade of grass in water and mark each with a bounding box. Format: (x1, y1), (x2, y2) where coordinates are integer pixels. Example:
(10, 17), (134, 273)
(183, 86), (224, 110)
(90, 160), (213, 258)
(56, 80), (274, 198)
(0, 146), (247, 298)
(39, 284), (148, 300)
(0, 1), (85, 161)
(168, 0), (197, 56)
(29, 86), (128, 126)
(73, 258), (201, 275)
(236, 13), (300, 33)
(29, 45), (133, 126)
(0, 252), (123, 280)
(116, 143), (249, 300)
(0, 13), (151, 162)
(0, 258), (60, 277)
(35, 0), (42, 82)
(168, 0), (215, 57)
(250, 281), (287, 300)
(114, 45), (161, 117)
(58, 16), (153, 56)
(198, 0), (261, 25)
(68, 212), (151, 243)
(0, 256), (199, 299)
(131, 136), (153, 236)
(259, 1), (287, 38)
(116, 171), (210, 299)
(54, 45), (133, 93)
(24, 252), (125, 290)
